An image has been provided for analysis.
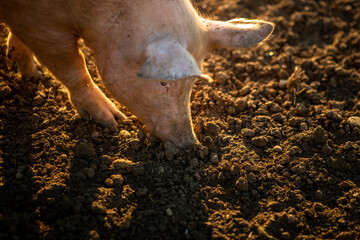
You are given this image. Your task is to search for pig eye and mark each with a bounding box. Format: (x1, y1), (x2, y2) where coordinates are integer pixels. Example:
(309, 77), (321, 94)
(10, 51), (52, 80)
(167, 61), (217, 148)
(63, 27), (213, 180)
(160, 81), (167, 86)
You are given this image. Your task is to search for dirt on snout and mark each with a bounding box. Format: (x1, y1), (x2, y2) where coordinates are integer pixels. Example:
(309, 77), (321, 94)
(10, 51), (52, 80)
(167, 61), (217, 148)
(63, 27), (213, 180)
(1, 0), (360, 239)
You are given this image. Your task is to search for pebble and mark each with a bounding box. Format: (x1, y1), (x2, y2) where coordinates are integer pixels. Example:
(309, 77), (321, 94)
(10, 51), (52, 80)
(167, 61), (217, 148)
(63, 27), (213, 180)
(241, 128), (255, 137)
(210, 154), (219, 164)
(239, 86), (251, 96)
(347, 116), (360, 128)
(273, 145), (283, 152)
(279, 79), (287, 89)
(112, 159), (133, 170)
(215, 71), (228, 85)
(251, 136), (268, 147)
(295, 103), (306, 115)
(315, 189), (324, 199)
(300, 122), (308, 131)
(234, 98), (247, 111)
(289, 146), (301, 156)
(60, 154), (68, 160)
(119, 130), (131, 138)
(287, 214), (296, 223)
(165, 208), (173, 216)
(326, 110), (342, 122)
(235, 177), (249, 192)
(91, 131), (100, 139)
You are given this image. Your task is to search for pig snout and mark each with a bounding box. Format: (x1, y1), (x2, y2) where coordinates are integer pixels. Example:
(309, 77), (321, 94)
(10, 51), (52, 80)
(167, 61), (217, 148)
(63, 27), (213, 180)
(155, 118), (197, 149)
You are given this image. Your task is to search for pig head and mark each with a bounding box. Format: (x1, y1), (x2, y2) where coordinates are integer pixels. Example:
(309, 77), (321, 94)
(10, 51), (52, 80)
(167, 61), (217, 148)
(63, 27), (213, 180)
(0, 0), (274, 149)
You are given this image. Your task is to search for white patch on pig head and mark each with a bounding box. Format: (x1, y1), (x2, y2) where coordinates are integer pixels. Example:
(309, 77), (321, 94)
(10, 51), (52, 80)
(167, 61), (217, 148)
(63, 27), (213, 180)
(202, 18), (274, 49)
(137, 37), (201, 81)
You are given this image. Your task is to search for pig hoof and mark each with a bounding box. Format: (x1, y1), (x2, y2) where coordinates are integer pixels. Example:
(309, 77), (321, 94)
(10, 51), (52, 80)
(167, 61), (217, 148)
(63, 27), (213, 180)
(70, 87), (127, 131)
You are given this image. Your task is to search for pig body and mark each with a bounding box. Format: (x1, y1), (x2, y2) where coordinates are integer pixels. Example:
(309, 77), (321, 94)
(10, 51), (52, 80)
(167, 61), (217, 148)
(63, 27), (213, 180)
(0, 0), (274, 148)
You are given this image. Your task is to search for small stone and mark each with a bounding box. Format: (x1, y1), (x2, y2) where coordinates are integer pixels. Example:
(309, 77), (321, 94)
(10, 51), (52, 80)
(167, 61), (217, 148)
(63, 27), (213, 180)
(251, 136), (268, 147)
(91, 131), (100, 139)
(112, 159), (133, 169)
(347, 116), (360, 128)
(234, 98), (247, 111)
(273, 145), (283, 152)
(210, 154), (219, 164)
(295, 103), (306, 116)
(300, 122), (308, 131)
(315, 190), (324, 199)
(60, 154), (68, 160)
(289, 146), (301, 156)
(235, 177), (249, 191)
(119, 130), (131, 138)
(279, 79), (287, 89)
(165, 208), (173, 216)
(215, 71), (228, 85)
(239, 86), (251, 96)
(241, 128), (254, 137)
(137, 129), (146, 142)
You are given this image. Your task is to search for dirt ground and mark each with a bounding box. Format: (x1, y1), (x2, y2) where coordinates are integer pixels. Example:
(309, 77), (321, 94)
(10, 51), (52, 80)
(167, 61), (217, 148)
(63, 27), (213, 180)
(1, 0), (360, 239)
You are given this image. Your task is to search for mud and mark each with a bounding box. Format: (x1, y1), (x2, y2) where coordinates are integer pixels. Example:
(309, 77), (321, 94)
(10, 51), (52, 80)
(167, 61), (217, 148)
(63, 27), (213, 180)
(1, 0), (360, 239)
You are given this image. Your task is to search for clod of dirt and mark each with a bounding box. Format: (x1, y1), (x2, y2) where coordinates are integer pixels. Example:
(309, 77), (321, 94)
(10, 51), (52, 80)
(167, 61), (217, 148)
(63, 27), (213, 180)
(112, 158), (133, 170)
(241, 128), (255, 138)
(76, 142), (97, 158)
(205, 122), (220, 136)
(137, 129), (146, 142)
(347, 116), (360, 128)
(235, 177), (249, 192)
(163, 141), (180, 160)
(313, 126), (327, 144)
(251, 136), (268, 147)
(210, 154), (219, 164)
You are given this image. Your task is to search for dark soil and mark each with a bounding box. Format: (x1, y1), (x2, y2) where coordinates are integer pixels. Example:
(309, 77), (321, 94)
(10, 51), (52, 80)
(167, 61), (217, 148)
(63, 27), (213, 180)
(1, 0), (360, 239)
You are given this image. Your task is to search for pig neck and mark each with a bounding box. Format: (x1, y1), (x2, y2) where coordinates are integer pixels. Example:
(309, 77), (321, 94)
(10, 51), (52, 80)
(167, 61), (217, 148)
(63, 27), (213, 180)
(73, 0), (208, 81)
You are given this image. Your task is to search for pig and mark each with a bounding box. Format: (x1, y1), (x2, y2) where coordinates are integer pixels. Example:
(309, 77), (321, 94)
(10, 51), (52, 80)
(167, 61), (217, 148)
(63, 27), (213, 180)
(0, 0), (274, 149)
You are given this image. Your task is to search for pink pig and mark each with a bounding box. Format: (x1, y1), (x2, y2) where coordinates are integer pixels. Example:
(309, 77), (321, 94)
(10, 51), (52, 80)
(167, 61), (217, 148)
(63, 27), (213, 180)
(0, 0), (274, 148)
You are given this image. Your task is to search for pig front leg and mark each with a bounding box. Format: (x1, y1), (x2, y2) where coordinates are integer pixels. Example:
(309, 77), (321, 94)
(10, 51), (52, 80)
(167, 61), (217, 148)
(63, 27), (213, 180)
(18, 31), (126, 130)
(6, 33), (42, 80)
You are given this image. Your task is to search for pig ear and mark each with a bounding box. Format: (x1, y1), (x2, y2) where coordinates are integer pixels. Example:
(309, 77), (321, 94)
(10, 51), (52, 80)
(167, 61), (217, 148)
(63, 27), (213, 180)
(202, 18), (274, 48)
(137, 38), (201, 80)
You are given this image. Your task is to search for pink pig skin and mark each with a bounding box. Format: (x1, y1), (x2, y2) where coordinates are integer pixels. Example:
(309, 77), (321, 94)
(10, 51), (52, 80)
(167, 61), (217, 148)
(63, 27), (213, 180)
(0, 0), (274, 149)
